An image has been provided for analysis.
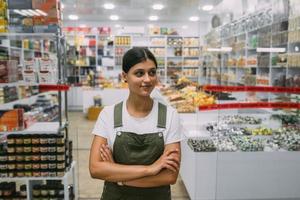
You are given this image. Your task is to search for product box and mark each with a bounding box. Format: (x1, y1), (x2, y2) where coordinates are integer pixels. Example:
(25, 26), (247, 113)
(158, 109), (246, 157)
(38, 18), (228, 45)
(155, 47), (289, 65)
(23, 70), (37, 83)
(39, 58), (53, 71)
(87, 106), (103, 121)
(32, 0), (60, 17)
(7, 0), (32, 9)
(0, 109), (24, 132)
(38, 71), (53, 83)
(0, 60), (18, 83)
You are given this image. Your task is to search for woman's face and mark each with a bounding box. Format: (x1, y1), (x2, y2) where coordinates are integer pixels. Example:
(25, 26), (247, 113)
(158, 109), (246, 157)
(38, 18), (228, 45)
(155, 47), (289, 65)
(123, 59), (157, 97)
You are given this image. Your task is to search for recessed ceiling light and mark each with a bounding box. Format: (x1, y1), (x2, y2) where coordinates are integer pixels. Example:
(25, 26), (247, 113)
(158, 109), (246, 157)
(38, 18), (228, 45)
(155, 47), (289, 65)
(152, 4), (164, 10)
(103, 3), (115, 9)
(68, 14), (78, 20)
(149, 15), (158, 21)
(182, 25), (188, 29)
(115, 24), (121, 28)
(110, 15), (119, 20)
(189, 16), (199, 21)
(202, 5), (214, 11)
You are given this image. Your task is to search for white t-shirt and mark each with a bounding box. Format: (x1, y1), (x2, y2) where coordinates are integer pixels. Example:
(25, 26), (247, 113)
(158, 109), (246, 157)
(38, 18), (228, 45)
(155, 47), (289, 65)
(92, 99), (184, 149)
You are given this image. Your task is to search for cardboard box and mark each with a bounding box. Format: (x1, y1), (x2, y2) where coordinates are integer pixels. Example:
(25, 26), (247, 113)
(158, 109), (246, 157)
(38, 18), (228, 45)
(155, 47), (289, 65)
(0, 109), (24, 131)
(87, 106), (103, 121)
(32, 0), (60, 18)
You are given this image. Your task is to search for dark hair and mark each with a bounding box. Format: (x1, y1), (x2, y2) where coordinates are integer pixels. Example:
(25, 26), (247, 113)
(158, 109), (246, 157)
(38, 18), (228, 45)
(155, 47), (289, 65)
(122, 47), (157, 73)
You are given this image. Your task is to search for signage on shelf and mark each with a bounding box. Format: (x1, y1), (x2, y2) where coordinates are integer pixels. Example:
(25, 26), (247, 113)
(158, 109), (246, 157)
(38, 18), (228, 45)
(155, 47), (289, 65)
(199, 102), (300, 111)
(39, 84), (70, 91)
(203, 85), (300, 93)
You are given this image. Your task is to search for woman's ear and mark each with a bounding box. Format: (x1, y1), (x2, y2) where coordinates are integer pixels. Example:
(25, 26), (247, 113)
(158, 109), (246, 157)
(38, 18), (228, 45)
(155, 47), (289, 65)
(122, 72), (127, 83)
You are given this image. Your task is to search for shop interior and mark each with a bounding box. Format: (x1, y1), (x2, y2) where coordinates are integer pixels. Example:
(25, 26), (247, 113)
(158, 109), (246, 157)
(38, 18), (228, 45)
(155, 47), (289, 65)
(1, 0), (300, 199)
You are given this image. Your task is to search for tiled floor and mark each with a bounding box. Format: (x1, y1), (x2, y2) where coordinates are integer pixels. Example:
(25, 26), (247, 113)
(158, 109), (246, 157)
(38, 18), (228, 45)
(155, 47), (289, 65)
(68, 111), (190, 199)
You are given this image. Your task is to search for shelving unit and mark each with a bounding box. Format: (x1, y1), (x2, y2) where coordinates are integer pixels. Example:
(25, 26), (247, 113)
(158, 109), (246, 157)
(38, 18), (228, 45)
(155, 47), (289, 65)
(202, 1), (300, 89)
(1, 161), (77, 200)
(1, 31), (75, 200)
(64, 33), (201, 84)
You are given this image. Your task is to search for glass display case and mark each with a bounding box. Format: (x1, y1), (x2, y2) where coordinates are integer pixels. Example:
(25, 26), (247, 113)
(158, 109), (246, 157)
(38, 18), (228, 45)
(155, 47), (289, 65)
(180, 85), (300, 200)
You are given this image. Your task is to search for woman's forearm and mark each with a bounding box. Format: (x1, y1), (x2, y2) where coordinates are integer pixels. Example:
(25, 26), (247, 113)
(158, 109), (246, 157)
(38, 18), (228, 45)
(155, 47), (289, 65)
(90, 161), (152, 182)
(124, 169), (179, 188)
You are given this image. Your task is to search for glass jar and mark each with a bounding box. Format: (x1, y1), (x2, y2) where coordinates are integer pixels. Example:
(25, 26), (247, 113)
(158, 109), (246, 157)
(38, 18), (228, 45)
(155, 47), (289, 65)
(23, 135), (31, 145)
(15, 134), (24, 145)
(31, 134), (40, 145)
(32, 185), (41, 196)
(6, 135), (15, 145)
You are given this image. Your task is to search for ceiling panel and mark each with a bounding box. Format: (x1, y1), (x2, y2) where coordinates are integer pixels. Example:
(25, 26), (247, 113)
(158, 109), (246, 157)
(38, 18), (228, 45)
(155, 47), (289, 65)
(61, 0), (222, 23)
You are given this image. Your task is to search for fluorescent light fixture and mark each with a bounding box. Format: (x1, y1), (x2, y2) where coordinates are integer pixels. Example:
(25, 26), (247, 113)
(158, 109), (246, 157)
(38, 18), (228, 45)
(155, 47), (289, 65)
(21, 10), (34, 16)
(189, 16), (199, 21)
(207, 47), (232, 52)
(202, 5), (214, 11)
(256, 47), (286, 53)
(207, 48), (221, 52)
(295, 46), (299, 52)
(221, 47), (233, 52)
(103, 3), (115, 9)
(152, 4), (164, 10)
(68, 14), (79, 20)
(182, 25), (188, 29)
(149, 15), (158, 21)
(27, 9), (41, 16)
(36, 9), (48, 16)
(110, 15), (119, 20)
(13, 9), (27, 16)
(115, 24), (121, 28)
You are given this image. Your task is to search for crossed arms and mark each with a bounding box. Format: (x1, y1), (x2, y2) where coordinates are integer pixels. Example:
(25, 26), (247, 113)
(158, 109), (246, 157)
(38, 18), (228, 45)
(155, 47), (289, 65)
(89, 135), (181, 188)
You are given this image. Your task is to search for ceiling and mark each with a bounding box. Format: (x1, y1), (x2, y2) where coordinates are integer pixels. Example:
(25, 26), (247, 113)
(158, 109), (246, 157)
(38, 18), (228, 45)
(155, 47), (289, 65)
(61, 0), (223, 23)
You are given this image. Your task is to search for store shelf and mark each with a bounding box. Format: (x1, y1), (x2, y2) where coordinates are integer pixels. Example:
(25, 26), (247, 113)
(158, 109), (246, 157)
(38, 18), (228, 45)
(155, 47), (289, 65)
(1, 162), (75, 181)
(0, 33), (58, 40)
(1, 92), (52, 110)
(0, 121), (67, 135)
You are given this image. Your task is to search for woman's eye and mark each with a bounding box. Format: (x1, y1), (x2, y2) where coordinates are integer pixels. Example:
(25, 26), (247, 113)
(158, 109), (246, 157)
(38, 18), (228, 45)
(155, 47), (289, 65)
(149, 70), (157, 76)
(135, 71), (144, 77)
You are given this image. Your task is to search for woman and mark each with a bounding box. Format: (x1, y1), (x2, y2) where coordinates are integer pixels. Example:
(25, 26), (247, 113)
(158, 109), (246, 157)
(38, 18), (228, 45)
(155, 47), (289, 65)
(89, 47), (183, 200)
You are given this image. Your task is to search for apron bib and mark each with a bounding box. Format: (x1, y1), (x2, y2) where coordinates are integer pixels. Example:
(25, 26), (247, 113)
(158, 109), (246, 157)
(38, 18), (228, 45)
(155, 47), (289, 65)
(100, 102), (171, 200)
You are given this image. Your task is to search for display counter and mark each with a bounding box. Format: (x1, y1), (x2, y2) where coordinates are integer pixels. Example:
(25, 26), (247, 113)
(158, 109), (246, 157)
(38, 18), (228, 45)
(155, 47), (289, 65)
(179, 110), (300, 200)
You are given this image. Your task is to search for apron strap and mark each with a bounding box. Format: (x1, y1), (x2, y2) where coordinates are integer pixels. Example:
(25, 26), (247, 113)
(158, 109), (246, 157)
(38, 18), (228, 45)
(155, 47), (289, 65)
(157, 102), (167, 128)
(114, 101), (167, 128)
(114, 102), (123, 128)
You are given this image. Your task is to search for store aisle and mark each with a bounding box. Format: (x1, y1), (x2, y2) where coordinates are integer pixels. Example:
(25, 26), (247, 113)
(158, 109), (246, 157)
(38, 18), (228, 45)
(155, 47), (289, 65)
(68, 112), (190, 199)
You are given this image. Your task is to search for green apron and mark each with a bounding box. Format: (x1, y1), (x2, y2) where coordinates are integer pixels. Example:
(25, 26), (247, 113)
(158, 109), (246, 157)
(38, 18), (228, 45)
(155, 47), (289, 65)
(100, 101), (171, 200)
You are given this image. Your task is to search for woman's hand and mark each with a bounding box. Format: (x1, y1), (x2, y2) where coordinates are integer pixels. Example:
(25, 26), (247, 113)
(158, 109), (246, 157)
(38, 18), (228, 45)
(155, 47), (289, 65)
(148, 149), (180, 176)
(99, 144), (115, 163)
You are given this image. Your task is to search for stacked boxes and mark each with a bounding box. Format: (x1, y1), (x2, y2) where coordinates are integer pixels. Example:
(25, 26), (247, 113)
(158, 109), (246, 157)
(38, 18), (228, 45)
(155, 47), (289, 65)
(32, 0), (61, 33)
(0, 60), (18, 83)
(0, 0), (8, 32)
(38, 57), (57, 83)
(22, 57), (58, 83)
(0, 109), (24, 131)
(23, 58), (38, 83)
(7, 0), (61, 33)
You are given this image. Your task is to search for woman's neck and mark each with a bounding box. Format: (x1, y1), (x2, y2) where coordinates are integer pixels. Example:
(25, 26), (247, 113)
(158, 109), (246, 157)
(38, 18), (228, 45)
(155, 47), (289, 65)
(126, 94), (153, 117)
